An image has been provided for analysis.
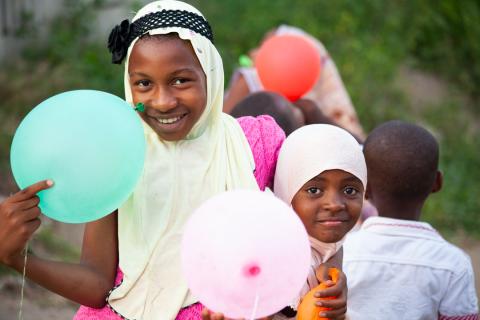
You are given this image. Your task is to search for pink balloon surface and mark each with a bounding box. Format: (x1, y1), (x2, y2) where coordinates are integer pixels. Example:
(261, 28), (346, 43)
(181, 190), (311, 319)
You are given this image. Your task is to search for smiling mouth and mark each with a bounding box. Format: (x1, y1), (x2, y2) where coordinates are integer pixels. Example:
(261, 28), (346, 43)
(154, 113), (187, 125)
(316, 219), (348, 225)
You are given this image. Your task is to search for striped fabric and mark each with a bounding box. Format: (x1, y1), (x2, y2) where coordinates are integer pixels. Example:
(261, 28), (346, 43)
(439, 314), (479, 320)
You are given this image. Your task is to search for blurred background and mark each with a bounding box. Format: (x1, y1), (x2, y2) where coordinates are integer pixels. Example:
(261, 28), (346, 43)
(0, 0), (479, 318)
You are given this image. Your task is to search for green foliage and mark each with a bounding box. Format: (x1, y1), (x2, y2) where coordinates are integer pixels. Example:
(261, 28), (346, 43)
(0, 0), (123, 194)
(421, 100), (480, 237)
(0, 0), (478, 236)
(409, 0), (480, 107)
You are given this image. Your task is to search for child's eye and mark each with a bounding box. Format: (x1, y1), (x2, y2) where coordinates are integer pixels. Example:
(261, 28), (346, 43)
(135, 80), (151, 88)
(172, 78), (189, 85)
(344, 187), (358, 196)
(307, 187), (322, 195)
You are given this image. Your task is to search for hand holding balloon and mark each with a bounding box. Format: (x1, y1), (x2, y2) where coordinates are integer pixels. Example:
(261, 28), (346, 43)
(201, 308), (272, 320)
(297, 268), (347, 320)
(0, 180), (53, 268)
(10, 90), (146, 223)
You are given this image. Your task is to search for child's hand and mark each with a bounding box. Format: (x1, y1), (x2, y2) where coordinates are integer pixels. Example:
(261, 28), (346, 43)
(314, 268), (348, 320)
(201, 308), (272, 320)
(0, 180), (53, 267)
(202, 308), (227, 320)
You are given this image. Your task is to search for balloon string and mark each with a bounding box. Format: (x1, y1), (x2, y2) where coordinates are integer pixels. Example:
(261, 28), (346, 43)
(18, 242), (28, 320)
(249, 292), (260, 320)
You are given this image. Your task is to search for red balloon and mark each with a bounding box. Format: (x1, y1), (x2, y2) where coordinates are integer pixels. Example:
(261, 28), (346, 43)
(255, 35), (321, 102)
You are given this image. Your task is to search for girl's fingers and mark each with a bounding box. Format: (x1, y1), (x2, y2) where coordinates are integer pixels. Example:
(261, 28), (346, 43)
(316, 296), (346, 309)
(315, 272), (347, 298)
(201, 308), (226, 320)
(201, 308), (211, 320)
(318, 306), (347, 319)
(25, 217), (41, 232)
(315, 284), (342, 298)
(21, 207), (42, 223)
(12, 180), (53, 202)
(212, 313), (225, 320)
(17, 196), (40, 211)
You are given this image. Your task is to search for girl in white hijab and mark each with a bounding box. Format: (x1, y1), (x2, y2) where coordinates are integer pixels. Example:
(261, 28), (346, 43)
(273, 124), (367, 319)
(201, 124), (366, 320)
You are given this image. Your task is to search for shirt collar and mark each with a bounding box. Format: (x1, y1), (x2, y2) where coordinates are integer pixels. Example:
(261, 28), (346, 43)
(361, 216), (443, 241)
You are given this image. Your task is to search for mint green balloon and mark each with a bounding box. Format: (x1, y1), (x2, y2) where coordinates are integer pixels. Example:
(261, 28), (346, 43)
(10, 90), (146, 223)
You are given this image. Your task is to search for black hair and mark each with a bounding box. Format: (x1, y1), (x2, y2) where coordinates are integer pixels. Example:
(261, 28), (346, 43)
(230, 91), (303, 136)
(363, 120), (439, 202)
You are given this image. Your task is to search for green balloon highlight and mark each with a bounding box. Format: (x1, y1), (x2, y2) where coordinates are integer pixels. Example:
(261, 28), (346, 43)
(10, 90), (146, 223)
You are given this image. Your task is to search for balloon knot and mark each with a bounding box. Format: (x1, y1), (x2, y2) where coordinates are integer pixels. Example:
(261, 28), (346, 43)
(244, 263), (261, 278)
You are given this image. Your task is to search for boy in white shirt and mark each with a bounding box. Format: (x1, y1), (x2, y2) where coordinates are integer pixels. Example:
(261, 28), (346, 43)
(344, 120), (479, 320)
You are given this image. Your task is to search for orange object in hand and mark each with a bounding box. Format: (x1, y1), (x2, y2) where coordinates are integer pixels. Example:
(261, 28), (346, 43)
(297, 268), (340, 320)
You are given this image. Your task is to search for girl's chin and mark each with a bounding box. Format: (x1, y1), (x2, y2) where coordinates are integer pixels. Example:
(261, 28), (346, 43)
(313, 230), (345, 243)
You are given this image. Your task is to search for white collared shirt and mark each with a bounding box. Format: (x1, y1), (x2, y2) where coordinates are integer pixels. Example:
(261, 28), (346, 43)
(343, 217), (479, 320)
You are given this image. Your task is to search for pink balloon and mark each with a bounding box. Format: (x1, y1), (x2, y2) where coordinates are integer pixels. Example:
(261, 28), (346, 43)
(181, 190), (311, 319)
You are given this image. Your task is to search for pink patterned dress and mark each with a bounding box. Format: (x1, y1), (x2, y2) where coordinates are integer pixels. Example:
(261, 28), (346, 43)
(74, 115), (285, 320)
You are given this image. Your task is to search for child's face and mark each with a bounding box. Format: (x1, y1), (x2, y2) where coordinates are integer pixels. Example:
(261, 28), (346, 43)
(128, 36), (207, 141)
(291, 169), (364, 243)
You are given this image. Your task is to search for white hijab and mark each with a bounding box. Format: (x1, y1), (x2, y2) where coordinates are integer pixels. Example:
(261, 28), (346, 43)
(107, 1), (258, 319)
(273, 124), (366, 311)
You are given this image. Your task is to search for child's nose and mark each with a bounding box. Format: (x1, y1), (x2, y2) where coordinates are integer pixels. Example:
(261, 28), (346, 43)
(150, 87), (177, 112)
(323, 192), (346, 212)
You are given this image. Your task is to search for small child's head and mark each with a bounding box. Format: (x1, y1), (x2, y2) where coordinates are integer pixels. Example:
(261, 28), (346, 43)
(363, 120), (442, 217)
(230, 91), (304, 135)
(108, 0), (222, 141)
(274, 124), (367, 243)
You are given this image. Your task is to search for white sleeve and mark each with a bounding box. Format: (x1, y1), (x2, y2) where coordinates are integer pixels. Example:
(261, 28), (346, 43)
(439, 258), (479, 317)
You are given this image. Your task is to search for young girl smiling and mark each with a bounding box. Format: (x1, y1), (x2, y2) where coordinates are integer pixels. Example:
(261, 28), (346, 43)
(273, 124), (367, 319)
(0, 1), (286, 319)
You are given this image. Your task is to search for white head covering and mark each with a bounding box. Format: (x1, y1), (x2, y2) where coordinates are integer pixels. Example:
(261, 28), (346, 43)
(272, 124), (366, 314)
(107, 1), (258, 318)
(274, 124), (366, 205)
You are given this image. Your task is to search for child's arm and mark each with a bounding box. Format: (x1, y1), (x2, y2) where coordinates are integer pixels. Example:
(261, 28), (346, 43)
(0, 180), (118, 308)
(313, 249), (347, 319)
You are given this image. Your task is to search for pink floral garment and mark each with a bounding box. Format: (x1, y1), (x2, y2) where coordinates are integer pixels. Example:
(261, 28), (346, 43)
(73, 115), (285, 320)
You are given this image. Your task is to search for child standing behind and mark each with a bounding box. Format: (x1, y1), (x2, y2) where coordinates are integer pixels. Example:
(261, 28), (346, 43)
(273, 124), (367, 319)
(343, 120), (479, 319)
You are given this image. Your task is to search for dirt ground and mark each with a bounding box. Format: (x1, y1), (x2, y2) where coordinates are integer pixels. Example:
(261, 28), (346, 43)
(0, 278), (77, 320)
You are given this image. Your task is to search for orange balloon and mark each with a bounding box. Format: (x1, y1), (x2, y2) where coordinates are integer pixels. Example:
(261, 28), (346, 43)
(255, 34), (321, 102)
(297, 268), (340, 320)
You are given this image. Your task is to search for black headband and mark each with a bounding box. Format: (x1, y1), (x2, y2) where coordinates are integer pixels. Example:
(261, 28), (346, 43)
(107, 9), (214, 64)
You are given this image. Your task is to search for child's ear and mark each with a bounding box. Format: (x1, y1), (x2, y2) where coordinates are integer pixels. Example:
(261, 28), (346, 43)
(431, 170), (443, 193)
